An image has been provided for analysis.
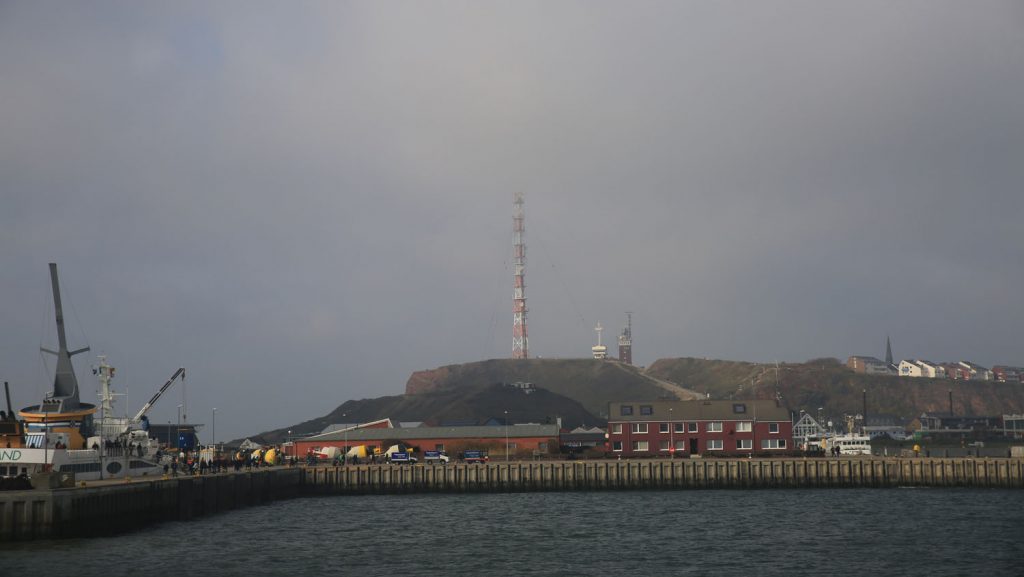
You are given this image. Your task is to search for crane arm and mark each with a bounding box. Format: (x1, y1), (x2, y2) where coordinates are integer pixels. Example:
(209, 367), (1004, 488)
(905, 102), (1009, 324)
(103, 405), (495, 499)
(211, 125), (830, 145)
(132, 368), (186, 422)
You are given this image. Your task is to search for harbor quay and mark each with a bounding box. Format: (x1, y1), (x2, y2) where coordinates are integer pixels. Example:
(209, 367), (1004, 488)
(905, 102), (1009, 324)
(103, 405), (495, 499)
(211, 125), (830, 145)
(0, 467), (303, 541)
(301, 456), (1024, 494)
(2, 457), (1022, 541)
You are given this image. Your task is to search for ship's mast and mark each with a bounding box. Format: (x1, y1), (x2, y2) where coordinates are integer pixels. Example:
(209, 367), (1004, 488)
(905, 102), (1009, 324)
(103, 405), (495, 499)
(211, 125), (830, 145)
(40, 263), (89, 412)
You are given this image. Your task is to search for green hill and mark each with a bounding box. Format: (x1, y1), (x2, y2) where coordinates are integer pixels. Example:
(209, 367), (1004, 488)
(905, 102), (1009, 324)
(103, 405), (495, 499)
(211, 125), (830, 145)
(646, 357), (1024, 422)
(406, 358), (700, 417)
(237, 358), (700, 445)
(238, 382), (600, 446)
(239, 356), (1024, 446)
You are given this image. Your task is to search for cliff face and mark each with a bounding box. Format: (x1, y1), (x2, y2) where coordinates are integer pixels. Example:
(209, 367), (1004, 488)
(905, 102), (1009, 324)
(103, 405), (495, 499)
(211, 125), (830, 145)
(405, 365), (453, 395)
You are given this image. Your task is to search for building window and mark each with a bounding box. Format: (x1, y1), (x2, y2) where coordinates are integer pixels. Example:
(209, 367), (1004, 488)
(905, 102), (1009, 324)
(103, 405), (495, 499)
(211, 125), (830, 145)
(688, 423), (698, 433)
(761, 439), (786, 449)
(435, 444), (445, 451)
(736, 421), (752, 432)
(733, 403), (746, 414)
(736, 439), (752, 450)
(707, 422), (723, 433)
(509, 442), (518, 449)
(612, 441), (622, 452)
(632, 441), (649, 452)
(674, 423), (684, 433)
(538, 442), (547, 451)
(612, 423), (622, 435)
(620, 405), (634, 416)
(707, 439), (723, 451)
(631, 423), (648, 434)
(659, 423), (670, 434)
(659, 440), (670, 451)
(640, 405), (653, 416)
(674, 440), (686, 452)
(769, 423), (780, 434)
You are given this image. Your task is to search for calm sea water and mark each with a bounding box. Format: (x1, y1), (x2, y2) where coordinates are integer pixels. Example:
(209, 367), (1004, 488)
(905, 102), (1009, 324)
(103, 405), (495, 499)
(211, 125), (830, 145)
(3, 489), (1023, 576)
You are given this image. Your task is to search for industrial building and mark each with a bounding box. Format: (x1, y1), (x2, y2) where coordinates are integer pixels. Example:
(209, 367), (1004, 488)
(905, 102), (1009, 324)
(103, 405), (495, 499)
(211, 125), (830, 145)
(290, 421), (560, 461)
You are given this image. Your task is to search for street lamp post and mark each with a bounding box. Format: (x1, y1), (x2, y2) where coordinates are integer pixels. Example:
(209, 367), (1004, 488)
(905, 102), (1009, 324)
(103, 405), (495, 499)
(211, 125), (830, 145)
(177, 404), (183, 452)
(288, 430), (293, 465)
(504, 410), (509, 462)
(669, 407), (674, 460)
(212, 408), (217, 458)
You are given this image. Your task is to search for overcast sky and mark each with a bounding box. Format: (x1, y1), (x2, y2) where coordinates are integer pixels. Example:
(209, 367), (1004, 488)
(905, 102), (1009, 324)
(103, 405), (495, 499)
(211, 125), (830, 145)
(2, 2), (1021, 441)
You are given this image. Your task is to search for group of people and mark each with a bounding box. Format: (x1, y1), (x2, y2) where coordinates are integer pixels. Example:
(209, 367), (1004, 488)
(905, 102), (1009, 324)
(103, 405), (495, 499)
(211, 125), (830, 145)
(90, 438), (147, 457)
(164, 450), (232, 477)
(157, 445), (292, 477)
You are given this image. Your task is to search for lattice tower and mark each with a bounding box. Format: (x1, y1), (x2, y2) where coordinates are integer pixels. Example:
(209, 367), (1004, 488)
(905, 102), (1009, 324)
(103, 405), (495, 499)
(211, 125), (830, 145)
(512, 193), (529, 359)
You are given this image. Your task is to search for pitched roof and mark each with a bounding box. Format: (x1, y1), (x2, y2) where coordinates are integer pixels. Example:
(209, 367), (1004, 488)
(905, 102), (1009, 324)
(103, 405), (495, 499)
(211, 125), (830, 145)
(304, 424), (560, 443)
(850, 356), (886, 364)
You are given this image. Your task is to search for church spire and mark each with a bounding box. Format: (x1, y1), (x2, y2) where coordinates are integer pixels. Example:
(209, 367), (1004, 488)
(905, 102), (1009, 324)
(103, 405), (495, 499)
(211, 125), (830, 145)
(885, 335), (893, 366)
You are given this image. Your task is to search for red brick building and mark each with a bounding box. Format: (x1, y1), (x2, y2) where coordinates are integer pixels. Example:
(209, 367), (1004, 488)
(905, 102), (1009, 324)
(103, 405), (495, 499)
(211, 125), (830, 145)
(607, 399), (793, 457)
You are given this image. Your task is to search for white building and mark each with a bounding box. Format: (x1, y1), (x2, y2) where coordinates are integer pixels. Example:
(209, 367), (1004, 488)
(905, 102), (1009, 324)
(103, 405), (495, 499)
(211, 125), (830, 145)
(898, 360), (924, 377)
(916, 360), (946, 379)
(958, 361), (993, 381)
(899, 359), (946, 378)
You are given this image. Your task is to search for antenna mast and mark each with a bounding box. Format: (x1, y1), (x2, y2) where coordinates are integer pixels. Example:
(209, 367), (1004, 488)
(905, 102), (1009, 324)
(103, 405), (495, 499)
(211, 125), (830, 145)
(512, 193), (529, 359)
(592, 322), (607, 359)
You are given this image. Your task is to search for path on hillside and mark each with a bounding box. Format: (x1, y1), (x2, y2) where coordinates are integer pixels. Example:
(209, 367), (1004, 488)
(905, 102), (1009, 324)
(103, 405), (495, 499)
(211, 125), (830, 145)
(616, 364), (702, 400)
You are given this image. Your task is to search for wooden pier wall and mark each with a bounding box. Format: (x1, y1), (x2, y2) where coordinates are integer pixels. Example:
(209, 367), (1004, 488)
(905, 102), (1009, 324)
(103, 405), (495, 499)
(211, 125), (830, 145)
(301, 458), (1024, 494)
(2, 458), (1022, 541)
(0, 468), (301, 541)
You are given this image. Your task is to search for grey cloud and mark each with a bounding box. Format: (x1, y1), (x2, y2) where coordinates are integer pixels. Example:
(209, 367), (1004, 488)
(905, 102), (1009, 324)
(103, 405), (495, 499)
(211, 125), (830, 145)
(2, 1), (1022, 440)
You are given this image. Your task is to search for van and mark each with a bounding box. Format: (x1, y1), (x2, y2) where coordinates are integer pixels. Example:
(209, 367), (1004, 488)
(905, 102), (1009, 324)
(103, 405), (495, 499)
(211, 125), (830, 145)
(462, 450), (489, 464)
(423, 451), (449, 464)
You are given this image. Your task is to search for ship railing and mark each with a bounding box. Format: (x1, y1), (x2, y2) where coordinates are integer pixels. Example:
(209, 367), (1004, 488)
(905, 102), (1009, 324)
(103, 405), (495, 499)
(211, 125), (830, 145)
(66, 449), (100, 461)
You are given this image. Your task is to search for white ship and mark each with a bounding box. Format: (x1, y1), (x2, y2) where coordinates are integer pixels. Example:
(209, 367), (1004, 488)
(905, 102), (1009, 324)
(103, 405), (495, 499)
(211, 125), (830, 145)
(1, 264), (183, 482)
(827, 434), (873, 456)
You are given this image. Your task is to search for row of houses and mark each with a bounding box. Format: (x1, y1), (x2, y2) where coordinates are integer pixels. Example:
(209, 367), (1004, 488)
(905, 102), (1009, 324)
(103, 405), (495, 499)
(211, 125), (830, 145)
(284, 403), (1022, 461)
(286, 399), (797, 460)
(796, 411), (1024, 442)
(848, 356), (1022, 383)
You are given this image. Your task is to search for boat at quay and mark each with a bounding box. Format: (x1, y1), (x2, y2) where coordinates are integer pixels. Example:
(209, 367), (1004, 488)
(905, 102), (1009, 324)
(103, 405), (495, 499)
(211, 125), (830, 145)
(0, 264), (173, 483)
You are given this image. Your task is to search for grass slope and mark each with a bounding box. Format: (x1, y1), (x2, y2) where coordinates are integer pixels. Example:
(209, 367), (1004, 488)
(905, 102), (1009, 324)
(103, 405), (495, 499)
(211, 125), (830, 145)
(406, 358), (691, 417)
(238, 382), (599, 446)
(646, 357), (1024, 422)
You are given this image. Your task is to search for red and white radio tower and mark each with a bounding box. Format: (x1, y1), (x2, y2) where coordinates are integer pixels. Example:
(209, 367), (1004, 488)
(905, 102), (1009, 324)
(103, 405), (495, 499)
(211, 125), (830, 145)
(512, 192), (529, 359)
